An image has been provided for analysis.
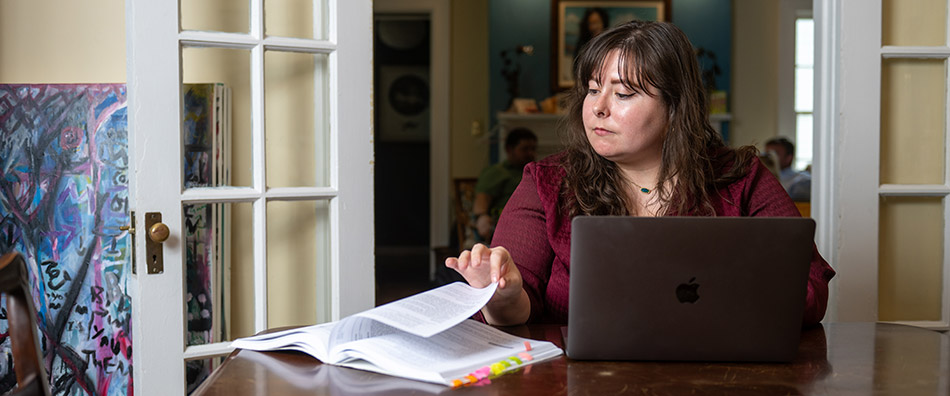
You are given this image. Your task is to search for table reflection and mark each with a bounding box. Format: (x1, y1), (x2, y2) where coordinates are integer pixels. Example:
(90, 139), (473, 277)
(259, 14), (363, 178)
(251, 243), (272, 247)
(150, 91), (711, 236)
(241, 350), (454, 395)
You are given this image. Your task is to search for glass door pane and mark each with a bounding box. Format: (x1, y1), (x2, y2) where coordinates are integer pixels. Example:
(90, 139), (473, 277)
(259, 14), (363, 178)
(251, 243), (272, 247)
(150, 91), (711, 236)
(880, 58), (947, 185)
(266, 200), (330, 327)
(265, 0), (328, 39)
(264, 50), (330, 188)
(882, 0), (947, 46)
(182, 47), (253, 188)
(181, 0), (250, 33)
(879, 196), (945, 321)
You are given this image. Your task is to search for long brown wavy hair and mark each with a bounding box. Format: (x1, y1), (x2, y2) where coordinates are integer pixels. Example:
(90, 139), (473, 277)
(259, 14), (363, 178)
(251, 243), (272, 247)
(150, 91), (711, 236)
(560, 20), (757, 216)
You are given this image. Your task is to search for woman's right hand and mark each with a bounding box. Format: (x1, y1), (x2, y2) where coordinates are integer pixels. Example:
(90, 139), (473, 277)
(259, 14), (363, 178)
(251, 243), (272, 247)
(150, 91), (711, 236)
(445, 244), (529, 324)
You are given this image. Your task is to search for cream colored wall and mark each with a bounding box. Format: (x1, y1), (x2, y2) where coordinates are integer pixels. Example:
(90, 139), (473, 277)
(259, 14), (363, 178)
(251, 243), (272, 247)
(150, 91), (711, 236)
(730, 0), (779, 149)
(450, 0), (491, 178)
(0, 0), (126, 82)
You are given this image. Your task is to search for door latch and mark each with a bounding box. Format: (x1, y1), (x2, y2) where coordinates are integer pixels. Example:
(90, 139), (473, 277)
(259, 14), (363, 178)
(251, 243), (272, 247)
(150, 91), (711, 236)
(145, 212), (169, 274)
(120, 211), (136, 274)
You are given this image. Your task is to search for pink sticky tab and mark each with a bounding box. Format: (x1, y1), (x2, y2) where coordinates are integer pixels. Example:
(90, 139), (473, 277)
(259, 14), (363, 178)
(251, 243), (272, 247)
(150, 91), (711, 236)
(523, 341), (532, 351)
(518, 352), (534, 361)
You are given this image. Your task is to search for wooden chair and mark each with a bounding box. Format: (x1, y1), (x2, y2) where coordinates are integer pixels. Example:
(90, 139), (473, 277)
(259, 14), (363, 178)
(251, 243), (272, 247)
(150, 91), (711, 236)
(794, 201), (811, 218)
(429, 179), (477, 285)
(0, 252), (51, 396)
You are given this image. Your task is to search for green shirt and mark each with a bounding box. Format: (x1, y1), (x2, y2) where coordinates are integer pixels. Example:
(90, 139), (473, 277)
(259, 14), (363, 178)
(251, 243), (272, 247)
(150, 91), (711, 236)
(475, 160), (524, 218)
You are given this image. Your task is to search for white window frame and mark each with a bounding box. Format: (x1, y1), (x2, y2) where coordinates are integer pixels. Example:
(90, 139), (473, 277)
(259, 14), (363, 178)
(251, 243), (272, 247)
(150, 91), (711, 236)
(779, 0), (813, 145)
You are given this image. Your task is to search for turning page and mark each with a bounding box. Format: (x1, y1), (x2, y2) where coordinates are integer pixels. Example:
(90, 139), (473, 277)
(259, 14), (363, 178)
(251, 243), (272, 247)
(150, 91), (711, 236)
(356, 281), (498, 337)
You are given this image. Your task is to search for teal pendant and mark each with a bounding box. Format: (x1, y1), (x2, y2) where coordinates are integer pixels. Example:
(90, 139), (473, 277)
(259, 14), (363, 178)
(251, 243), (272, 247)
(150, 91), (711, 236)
(639, 187), (650, 193)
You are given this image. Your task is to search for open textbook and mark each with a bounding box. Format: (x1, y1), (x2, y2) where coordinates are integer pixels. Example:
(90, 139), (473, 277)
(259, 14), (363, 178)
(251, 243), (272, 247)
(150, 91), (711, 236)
(231, 282), (563, 387)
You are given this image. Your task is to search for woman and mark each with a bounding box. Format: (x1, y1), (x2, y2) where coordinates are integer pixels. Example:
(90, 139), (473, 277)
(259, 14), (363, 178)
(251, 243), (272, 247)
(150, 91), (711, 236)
(446, 21), (835, 326)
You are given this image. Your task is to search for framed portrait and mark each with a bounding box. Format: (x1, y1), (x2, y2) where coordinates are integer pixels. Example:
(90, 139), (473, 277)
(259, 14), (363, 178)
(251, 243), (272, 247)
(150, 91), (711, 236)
(550, 0), (670, 91)
(378, 65), (431, 142)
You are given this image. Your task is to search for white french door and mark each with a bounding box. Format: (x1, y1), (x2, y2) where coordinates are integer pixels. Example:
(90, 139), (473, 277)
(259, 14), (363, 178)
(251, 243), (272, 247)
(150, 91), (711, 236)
(819, 0), (950, 330)
(126, 1), (374, 394)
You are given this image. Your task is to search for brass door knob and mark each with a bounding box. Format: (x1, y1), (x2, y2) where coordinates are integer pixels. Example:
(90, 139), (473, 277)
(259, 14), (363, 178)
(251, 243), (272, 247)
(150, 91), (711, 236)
(148, 222), (170, 243)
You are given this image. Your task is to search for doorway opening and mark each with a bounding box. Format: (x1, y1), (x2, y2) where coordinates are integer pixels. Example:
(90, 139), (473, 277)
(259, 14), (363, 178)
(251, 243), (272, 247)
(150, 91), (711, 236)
(373, 14), (435, 305)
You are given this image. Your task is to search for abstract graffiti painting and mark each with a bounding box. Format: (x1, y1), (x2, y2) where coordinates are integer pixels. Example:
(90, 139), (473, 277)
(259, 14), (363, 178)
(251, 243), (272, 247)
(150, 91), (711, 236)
(0, 84), (132, 395)
(182, 83), (231, 393)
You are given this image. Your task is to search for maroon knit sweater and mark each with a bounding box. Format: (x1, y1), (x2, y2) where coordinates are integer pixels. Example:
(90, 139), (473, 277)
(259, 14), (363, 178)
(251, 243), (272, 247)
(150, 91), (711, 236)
(489, 153), (836, 326)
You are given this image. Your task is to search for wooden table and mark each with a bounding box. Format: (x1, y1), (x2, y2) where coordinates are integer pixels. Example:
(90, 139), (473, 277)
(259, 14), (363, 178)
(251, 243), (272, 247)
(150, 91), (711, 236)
(193, 322), (950, 395)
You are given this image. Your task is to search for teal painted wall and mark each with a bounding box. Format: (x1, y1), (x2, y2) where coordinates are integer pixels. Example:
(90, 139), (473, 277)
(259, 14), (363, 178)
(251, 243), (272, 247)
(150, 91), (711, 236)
(489, 0), (552, 116)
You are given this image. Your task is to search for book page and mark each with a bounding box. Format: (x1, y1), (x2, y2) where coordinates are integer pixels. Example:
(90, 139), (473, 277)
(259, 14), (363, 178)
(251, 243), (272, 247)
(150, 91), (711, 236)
(326, 317), (401, 351)
(351, 281), (497, 338)
(330, 319), (562, 386)
(230, 322), (335, 361)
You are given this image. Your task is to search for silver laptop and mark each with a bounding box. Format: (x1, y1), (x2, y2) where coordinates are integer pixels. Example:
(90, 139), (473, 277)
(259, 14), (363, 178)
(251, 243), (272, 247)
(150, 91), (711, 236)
(566, 216), (815, 362)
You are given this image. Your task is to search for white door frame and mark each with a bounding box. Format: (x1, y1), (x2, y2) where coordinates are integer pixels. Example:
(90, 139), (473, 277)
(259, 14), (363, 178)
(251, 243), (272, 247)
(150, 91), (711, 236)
(373, 0), (451, 278)
(813, 0), (842, 322)
(814, 0), (882, 323)
(126, 1), (374, 394)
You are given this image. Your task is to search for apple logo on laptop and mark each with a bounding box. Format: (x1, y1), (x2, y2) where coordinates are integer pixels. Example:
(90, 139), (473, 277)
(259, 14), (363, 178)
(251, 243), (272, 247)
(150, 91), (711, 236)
(676, 277), (700, 303)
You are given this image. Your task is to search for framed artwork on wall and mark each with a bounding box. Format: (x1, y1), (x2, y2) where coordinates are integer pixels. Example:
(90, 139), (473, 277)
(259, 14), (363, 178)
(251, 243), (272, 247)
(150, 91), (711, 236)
(550, 0), (671, 91)
(378, 65), (431, 142)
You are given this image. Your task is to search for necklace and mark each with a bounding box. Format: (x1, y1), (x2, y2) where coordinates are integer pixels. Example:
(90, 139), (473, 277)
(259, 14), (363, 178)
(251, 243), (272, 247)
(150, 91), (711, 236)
(630, 179), (654, 194)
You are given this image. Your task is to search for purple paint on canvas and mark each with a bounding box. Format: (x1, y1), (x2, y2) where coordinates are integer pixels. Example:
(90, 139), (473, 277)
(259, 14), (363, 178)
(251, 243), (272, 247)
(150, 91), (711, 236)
(0, 84), (132, 396)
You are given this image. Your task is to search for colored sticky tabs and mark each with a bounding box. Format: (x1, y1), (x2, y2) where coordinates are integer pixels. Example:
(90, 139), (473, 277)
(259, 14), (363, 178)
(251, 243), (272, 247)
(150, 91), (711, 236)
(452, 351), (540, 388)
(524, 341), (532, 351)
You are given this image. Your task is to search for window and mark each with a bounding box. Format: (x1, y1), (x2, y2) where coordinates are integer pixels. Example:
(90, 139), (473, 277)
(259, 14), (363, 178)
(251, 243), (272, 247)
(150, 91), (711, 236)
(794, 17), (814, 172)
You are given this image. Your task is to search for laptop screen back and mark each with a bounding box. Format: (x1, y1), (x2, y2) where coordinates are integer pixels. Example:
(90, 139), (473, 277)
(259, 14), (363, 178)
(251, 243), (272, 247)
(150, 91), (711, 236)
(567, 216), (815, 362)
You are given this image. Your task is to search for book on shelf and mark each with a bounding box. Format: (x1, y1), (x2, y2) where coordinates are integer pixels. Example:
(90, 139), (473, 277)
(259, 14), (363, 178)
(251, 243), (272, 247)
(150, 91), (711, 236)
(231, 281), (564, 387)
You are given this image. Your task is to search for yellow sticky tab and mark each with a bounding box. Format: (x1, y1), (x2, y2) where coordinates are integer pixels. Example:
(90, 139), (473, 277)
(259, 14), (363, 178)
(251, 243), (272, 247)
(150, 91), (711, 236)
(509, 356), (522, 365)
(490, 362), (506, 375)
